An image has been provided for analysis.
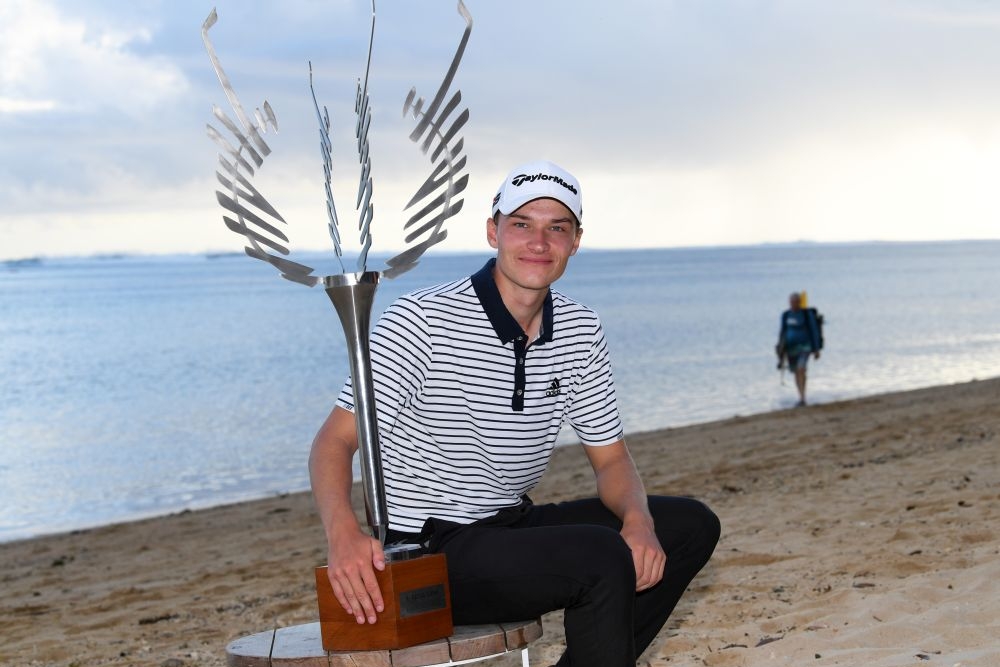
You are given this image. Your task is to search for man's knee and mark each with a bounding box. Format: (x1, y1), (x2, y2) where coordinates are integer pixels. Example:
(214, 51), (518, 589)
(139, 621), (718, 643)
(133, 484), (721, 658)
(648, 496), (721, 560)
(692, 501), (722, 554)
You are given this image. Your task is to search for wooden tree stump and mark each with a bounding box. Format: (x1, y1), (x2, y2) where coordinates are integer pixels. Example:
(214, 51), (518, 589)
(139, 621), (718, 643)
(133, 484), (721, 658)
(226, 618), (543, 667)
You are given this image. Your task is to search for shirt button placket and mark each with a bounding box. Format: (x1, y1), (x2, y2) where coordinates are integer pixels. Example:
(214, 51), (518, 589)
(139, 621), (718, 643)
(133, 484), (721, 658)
(512, 337), (527, 411)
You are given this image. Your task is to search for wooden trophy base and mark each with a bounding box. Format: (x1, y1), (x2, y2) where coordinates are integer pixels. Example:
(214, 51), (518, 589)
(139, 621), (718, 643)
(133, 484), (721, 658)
(315, 551), (453, 651)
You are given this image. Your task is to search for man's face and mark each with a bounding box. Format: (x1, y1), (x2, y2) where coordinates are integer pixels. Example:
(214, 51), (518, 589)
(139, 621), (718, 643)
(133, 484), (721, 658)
(790, 294), (801, 310)
(487, 197), (582, 297)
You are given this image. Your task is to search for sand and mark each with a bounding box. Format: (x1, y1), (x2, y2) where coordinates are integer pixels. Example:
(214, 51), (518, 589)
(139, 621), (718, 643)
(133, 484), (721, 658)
(3, 377), (999, 667)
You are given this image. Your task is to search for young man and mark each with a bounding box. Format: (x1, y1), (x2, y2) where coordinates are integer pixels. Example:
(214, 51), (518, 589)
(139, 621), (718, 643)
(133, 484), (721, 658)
(309, 160), (720, 666)
(777, 292), (822, 406)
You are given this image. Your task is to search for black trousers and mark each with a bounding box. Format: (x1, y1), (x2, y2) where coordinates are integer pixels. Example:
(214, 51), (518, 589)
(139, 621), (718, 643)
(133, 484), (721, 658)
(399, 496), (720, 667)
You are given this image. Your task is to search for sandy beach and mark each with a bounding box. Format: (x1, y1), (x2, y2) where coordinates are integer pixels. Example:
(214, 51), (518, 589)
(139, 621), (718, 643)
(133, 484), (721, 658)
(3, 377), (999, 667)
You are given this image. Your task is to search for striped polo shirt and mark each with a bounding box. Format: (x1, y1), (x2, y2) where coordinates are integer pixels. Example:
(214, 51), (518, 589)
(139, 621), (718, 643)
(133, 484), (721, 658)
(336, 258), (624, 532)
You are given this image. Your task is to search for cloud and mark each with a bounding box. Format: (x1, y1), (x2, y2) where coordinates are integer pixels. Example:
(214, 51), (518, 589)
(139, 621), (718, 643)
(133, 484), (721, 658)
(0, 98), (56, 113)
(0, 0), (188, 117)
(0, 0), (200, 222)
(2, 0), (1000, 261)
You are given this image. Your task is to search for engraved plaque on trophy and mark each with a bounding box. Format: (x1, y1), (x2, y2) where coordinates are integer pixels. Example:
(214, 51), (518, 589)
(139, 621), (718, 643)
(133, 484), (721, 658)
(202, 0), (473, 651)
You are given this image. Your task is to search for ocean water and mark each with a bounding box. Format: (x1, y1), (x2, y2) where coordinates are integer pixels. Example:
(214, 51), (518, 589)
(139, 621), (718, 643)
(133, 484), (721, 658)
(2, 241), (999, 542)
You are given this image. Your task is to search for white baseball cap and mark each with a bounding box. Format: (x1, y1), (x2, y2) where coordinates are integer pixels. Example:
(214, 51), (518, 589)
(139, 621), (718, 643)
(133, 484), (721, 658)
(491, 160), (583, 225)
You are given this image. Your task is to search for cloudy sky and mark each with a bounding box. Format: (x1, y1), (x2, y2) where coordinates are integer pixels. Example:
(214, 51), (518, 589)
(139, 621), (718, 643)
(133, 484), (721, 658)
(2, 0), (999, 262)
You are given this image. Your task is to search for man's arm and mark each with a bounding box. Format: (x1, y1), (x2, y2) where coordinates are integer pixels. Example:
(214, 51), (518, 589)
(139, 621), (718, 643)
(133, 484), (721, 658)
(308, 405), (386, 624)
(583, 440), (666, 591)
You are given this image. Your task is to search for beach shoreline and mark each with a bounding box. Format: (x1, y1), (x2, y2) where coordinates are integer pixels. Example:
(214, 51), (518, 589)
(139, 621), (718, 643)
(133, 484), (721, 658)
(3, 377), (999, 666)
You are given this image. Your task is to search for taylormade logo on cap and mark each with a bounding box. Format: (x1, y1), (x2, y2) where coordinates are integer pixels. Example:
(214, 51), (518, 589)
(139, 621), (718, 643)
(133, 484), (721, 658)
(510, 172), (578, 194)
(492, 160), (583, 224)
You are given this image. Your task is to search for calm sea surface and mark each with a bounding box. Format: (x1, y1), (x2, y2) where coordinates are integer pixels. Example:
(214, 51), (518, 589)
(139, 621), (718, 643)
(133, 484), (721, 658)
(2, 241), (999, 542)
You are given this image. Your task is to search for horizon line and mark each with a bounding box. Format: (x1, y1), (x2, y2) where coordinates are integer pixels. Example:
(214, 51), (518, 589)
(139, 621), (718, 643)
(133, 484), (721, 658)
(3, 237), (1000, 265)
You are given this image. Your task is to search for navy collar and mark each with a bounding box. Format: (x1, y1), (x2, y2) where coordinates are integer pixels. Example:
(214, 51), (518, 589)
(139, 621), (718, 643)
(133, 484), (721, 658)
(471, 258), (554, 345)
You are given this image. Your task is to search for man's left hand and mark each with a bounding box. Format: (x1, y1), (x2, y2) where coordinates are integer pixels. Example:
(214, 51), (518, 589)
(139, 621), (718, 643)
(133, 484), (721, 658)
(621, 521), (666, 591)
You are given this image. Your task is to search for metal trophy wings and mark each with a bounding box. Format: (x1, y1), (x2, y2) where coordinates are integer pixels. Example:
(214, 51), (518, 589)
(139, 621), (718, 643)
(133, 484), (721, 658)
(202, 2), (472, 547)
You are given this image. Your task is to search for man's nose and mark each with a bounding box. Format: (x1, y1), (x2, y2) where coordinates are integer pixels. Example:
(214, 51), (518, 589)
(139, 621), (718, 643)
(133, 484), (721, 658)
(527, 228), (548, 251)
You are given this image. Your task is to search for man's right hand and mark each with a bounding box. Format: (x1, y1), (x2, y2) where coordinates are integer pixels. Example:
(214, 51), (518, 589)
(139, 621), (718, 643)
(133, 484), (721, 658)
(327, 528), (386, 624)
(310, 406), (387, 624)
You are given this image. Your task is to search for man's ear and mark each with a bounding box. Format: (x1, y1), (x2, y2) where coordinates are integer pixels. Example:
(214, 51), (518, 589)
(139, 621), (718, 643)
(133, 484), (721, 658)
(570, 226), (583, 255)
(486, 216), (499, 249)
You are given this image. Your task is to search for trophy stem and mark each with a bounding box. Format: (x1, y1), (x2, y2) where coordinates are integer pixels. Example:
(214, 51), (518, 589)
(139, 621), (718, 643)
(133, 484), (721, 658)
(323, 271), (388, 545)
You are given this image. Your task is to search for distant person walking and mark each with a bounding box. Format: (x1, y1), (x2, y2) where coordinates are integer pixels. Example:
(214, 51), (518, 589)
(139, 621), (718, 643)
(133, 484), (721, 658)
(777, 292), (823, 406)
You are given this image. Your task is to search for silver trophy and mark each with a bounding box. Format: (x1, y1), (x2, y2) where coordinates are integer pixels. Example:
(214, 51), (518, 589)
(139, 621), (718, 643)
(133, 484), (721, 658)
(202, 2), (471, 650)
(202, 1), (470, 560)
